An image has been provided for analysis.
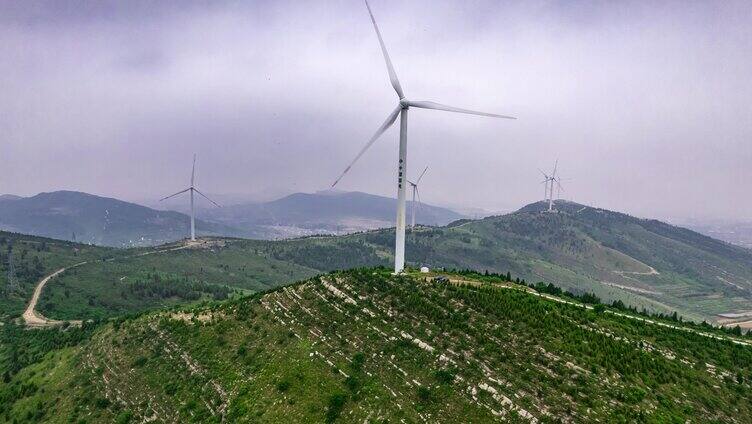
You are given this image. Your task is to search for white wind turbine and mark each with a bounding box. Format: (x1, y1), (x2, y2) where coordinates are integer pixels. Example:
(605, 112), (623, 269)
(408, 166), (428, 230)
(332, 0), (515, 274)
(539, 160), (561, 212)
(554, 174), (565, 201)
(160, 154), (220, 241)
(539, 169), (553, 204)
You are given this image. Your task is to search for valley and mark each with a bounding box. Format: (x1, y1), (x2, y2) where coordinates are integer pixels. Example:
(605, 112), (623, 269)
(5, 198), (752, 326)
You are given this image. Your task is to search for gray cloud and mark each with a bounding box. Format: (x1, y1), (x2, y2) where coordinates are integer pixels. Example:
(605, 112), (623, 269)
(1, 0), (750, 221)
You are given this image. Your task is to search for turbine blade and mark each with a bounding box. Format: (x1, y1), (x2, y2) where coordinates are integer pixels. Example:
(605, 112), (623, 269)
(415, 187), (421, 206)
(416, 166), (428, 184)
(193, 188), (221, 207)
(407, 100), (515, 119)
(552, 159), (558, 179)
(191, 154), (196, 186)
(364, 0), (404, 99)
(331, 105), (401, 187)
(159, 188), (190, 201)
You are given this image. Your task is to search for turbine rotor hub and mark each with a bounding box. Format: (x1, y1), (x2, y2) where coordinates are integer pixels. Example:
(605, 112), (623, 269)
(399, 98), (410, 109)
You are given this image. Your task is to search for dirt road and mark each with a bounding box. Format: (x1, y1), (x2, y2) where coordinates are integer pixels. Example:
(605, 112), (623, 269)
(22, 240), (201, 328)
(22, 262), (87, 327)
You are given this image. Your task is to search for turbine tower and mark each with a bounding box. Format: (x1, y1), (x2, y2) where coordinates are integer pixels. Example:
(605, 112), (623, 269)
(554, 175), (565, 200)
(332, 0), (515, 274)
(548, 160), (557, 211)
(539, 169), (553, 204)
(408, 166), (428, 229)
(539, 160), (563, 212)
(160, 154), (220, 241)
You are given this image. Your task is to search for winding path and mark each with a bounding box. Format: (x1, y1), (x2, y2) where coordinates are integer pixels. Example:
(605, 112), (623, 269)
(22, 262), (88, 327)
(22, 240), (202, 328)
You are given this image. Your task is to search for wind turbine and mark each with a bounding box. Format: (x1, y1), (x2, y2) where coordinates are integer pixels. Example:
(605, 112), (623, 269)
(539, 160), (561, 212)
(554, 175), (565, 200)
(408, 166), (428, 229)
(548, 160), (558, 211)
(331, 0), (515, 274)
(160, 154), (220, 241)
(539, 168), (553, 204)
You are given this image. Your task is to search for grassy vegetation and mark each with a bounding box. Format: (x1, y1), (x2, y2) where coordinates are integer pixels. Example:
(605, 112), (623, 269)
(0, 232), (118, 319)
(3, 269), (751, 423)
(252, 201), (752, 322)
(39, 239), (319, 321)
(12, 197), (752, 325)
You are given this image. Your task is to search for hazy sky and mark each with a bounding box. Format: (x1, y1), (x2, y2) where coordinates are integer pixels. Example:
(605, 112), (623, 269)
(1, 0), (751, 221)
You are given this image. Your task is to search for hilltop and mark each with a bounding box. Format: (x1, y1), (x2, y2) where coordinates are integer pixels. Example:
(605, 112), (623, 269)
(2, 269), (751, 423)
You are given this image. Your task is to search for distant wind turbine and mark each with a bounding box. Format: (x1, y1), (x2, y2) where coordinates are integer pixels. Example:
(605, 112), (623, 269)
(408, 166), (428, 229)
(548, 160), (558, 211)
(160, 154), (220, 241)
(331, 0), (515, 273)
(539, 160), (563, 212)
(539, 168), (553, 204)
(554, 175), (565, 200)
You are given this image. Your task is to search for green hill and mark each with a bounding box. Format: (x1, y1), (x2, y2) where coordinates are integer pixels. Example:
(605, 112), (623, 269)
(0, 232), (116, 319)
(2, 269), (751, 423)
(26, 200), (752, 324)
(0, 231), (320, 322)
(256, 200), (752, 322)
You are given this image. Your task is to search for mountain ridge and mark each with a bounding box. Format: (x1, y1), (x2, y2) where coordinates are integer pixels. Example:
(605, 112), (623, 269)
(0, 191), (241, 247)
(196, 190), (466, 239)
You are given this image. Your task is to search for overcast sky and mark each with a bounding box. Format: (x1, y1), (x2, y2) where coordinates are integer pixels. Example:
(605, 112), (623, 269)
(1, 0), (751, 221)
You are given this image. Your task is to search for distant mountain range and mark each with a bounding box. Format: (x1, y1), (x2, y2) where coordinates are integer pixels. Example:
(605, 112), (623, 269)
(196, 190), (466, 239)
(0, 191), (239, 247)
(0, 190), (465, 246)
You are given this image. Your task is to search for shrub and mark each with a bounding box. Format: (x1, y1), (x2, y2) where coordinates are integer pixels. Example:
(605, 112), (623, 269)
(131, 357), (147, 368)
(416, 386), (432, 403)
(116, 411), (133, 424)
(325, 392), (348, 423)
(433, 369), (455, 385)
(276, 380), (291, 392)
(94, 397), (111, 409)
